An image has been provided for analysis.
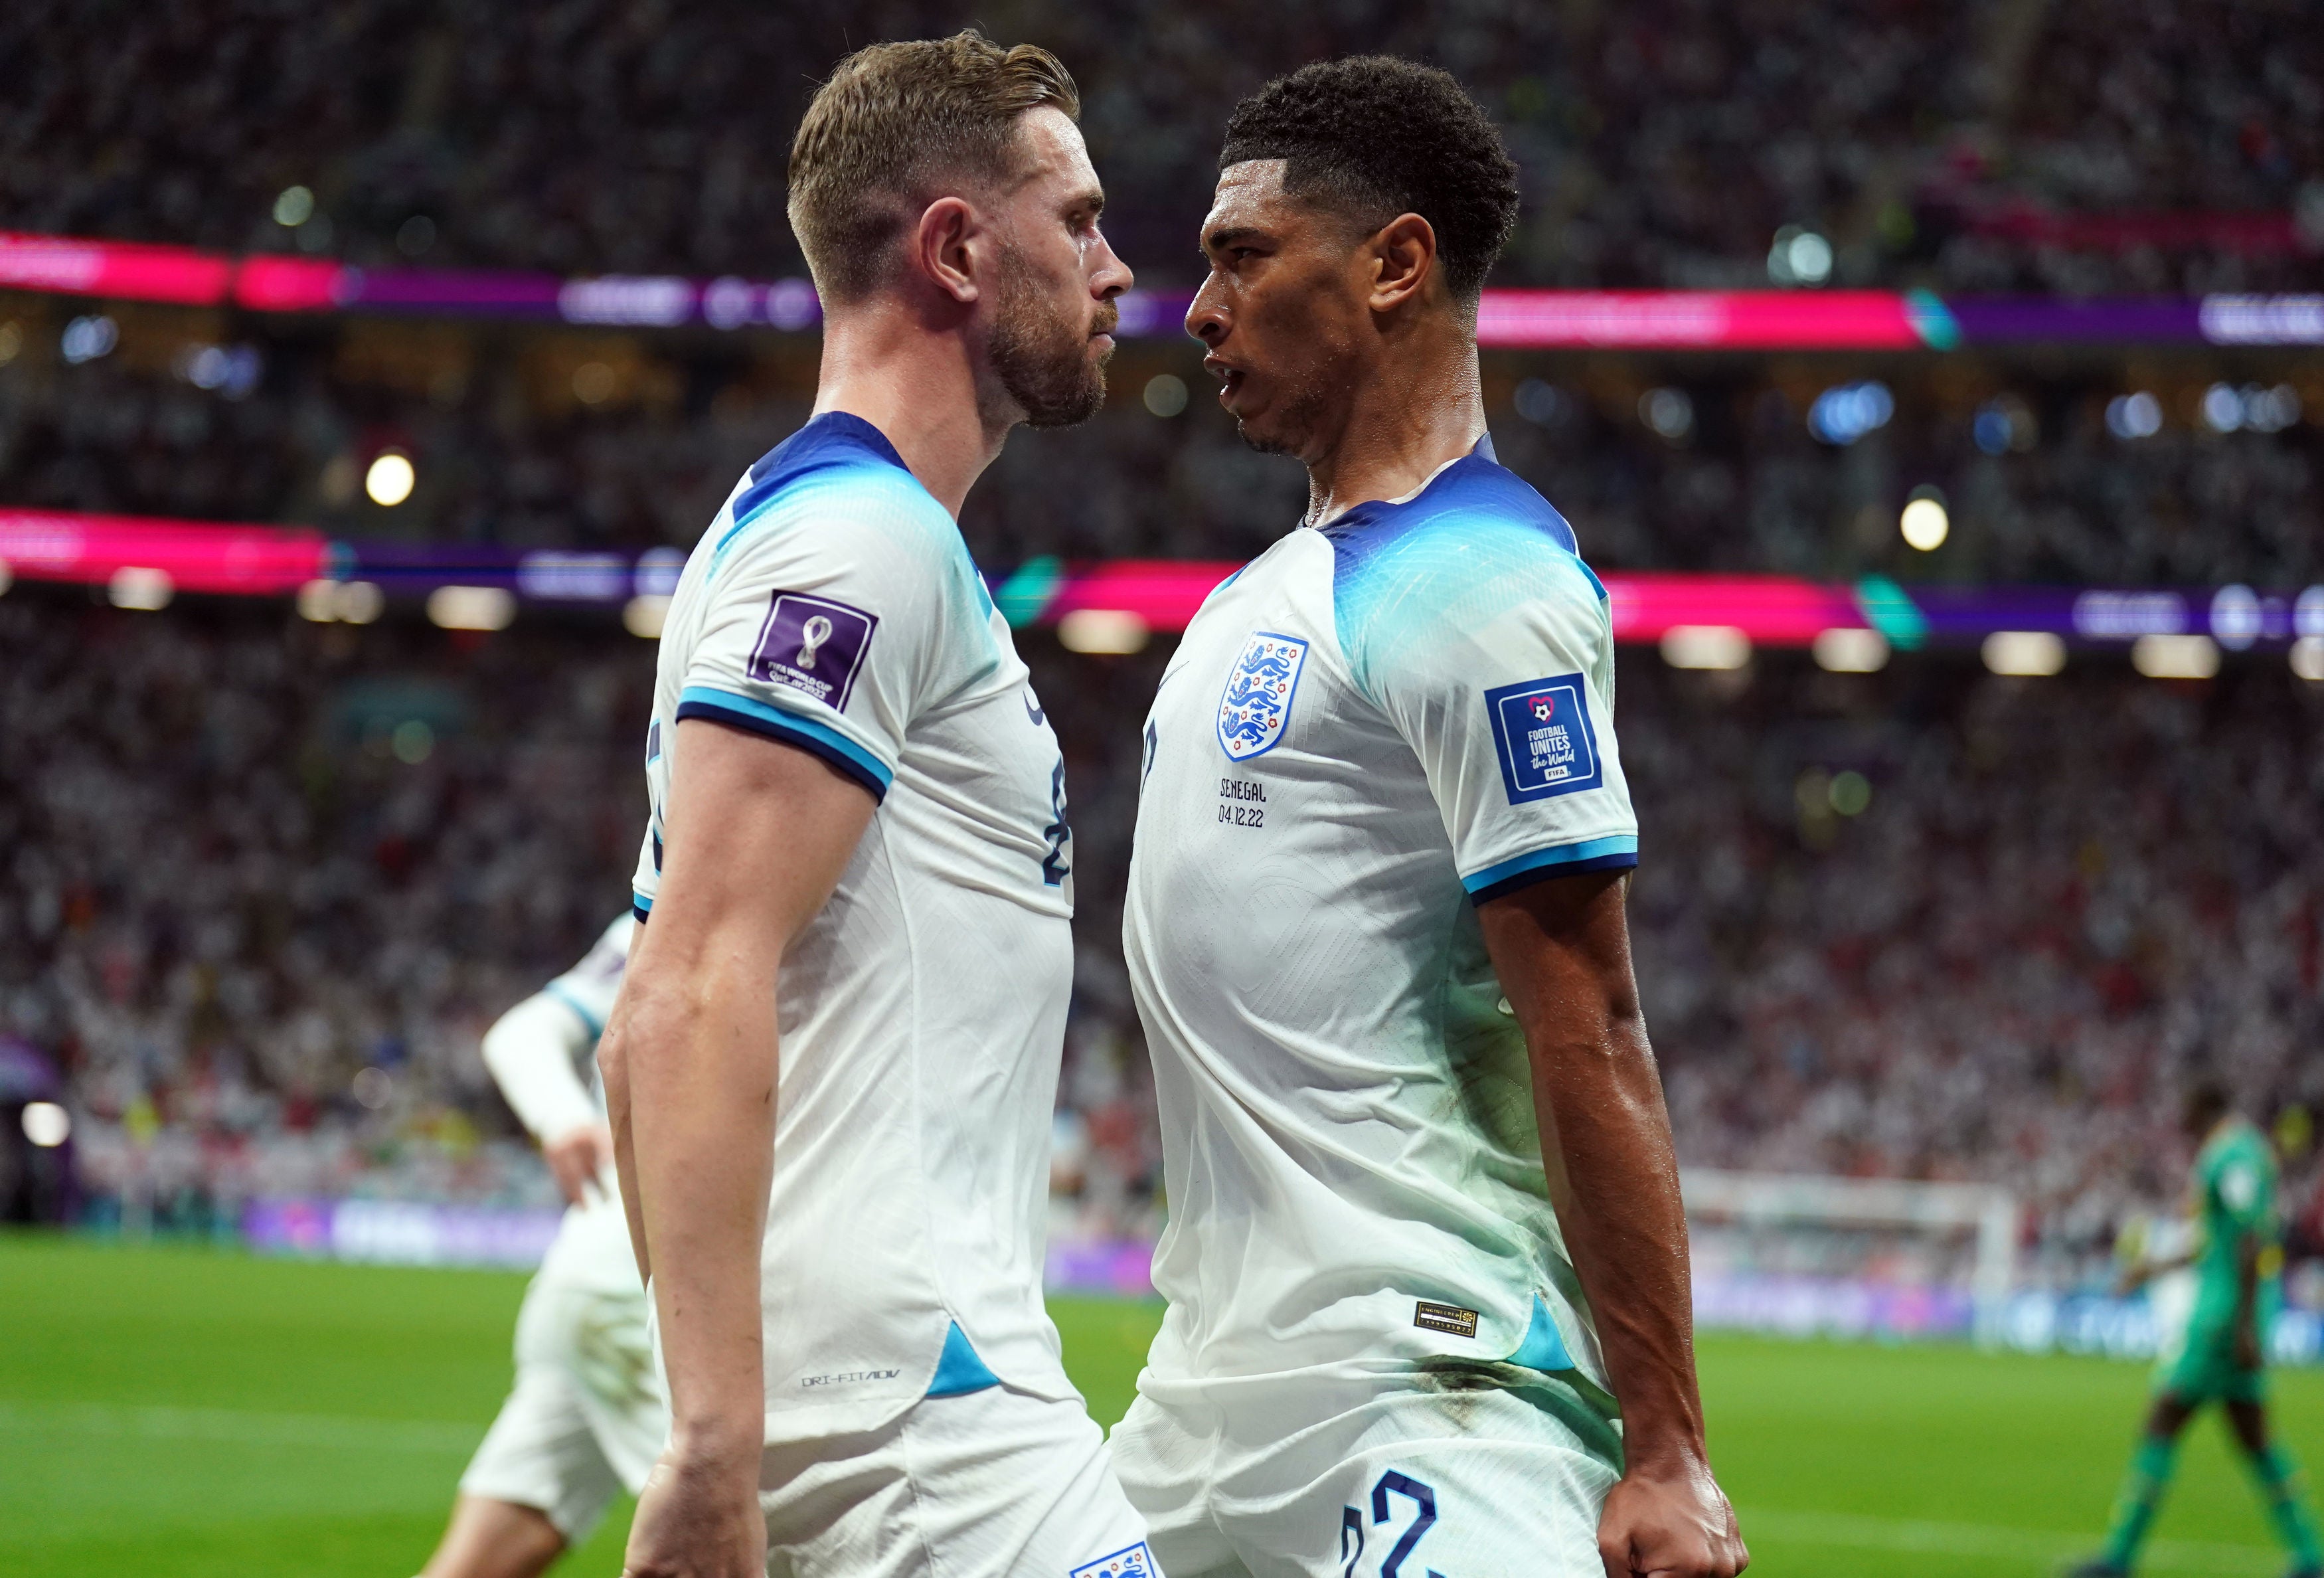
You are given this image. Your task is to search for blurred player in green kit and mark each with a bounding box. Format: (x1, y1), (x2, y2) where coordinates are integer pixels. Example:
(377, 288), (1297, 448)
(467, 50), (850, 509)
(2068, 1081), (2322, 1577)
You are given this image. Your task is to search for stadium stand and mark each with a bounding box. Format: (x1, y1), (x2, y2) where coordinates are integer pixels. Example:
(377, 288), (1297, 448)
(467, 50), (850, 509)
(4, 588), (2319, 1277)
(3, 0), (2321, 1301)
(5, 1), (2320, 291)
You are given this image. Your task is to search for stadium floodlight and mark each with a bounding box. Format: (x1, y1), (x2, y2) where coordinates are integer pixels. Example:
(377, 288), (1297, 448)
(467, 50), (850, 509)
(623, 594), (670, 639)
(298, 578), (385, 624)
(1766, 224), (1833, 286)
(1982, 631), (2065, 676)
(60, 314), (118, 365)
(1659, 625), (1751, 670)
(336, 580), (383, 624)
(426, 585), (515, 632)
(1812, 627), (1888, 673)
(272, 185), (315, 227)
(2208, 583), (2262, 650)
(21, 1101), (70, 1148)
(1807, 381), (1892, 446)
(1639, 387), (1693, 441)
(2132, 632), (2219, 679)
(108, 567), (173, 611)
(365, 452), (416, 506)
(1896, 492), (1952, 555)
(2105, 391), (2163, 440)
(1058, 608), (1149, 655)
(2293, 638), (2324, 683)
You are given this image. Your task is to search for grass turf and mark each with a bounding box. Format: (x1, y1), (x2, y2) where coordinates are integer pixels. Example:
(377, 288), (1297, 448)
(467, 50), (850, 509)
(4, 1233), (2320, 1575)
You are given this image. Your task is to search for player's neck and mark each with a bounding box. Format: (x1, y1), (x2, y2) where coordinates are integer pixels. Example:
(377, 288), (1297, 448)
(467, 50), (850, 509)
(811, 306), (1008, 519)
(1301, 330), (1485, 529)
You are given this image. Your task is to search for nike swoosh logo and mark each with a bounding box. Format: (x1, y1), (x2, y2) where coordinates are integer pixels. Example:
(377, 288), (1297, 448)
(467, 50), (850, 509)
(1023, 691), (1045, 725)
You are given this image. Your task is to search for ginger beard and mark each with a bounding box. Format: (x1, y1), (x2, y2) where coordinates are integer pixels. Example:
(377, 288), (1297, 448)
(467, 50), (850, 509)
(983, 244), (1116, 429)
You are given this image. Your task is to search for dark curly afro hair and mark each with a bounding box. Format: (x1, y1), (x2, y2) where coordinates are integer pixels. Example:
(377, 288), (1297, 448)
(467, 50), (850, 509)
(1218, 56), (1519, 305)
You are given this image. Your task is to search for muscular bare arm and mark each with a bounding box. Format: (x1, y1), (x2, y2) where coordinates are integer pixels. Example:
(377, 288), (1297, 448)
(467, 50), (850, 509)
(1477, 869), (1746, 1578)
(598, 718), (875, 1578)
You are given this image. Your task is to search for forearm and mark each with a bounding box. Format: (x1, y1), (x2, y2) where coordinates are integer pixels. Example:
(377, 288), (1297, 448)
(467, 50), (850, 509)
(481, 994), (598, 1142)
(614, 960), (778, 1452)
(1527, 1008), (1706, 1467)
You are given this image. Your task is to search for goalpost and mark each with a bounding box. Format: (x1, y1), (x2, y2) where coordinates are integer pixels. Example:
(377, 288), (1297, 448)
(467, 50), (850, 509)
(1680, 1170), (2022, 1348)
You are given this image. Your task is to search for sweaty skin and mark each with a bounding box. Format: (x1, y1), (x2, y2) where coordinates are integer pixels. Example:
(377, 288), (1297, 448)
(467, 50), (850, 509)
(1189, 158), (1746, 1578)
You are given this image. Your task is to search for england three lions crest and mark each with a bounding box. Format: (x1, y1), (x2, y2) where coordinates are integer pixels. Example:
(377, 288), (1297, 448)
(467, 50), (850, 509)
(1216, 631), (1308, 762)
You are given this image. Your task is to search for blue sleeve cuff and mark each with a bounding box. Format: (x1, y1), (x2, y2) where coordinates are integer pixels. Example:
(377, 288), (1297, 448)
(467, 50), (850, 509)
(674, 685), (893, 802)
(1463, 834), (1639, 905)
(631, 893), (652, 924)
(541, 982), (607, 1037)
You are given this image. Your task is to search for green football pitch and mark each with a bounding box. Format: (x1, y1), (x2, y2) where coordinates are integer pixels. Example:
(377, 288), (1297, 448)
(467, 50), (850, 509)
(5, 1235), (2321, 1576)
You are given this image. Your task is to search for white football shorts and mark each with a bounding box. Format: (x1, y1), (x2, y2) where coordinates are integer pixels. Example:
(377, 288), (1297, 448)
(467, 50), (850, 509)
(1109, 1374), (1618, 1578)
(760, 1380), (1159, 1578)
(459, 1256), (667, 1542)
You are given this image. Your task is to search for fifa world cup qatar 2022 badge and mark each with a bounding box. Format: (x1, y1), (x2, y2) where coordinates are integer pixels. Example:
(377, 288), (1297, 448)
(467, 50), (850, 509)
(748, 591), (876, 710)
(1484, 673), (1604, 803)
(1216, 631), (1308, 762)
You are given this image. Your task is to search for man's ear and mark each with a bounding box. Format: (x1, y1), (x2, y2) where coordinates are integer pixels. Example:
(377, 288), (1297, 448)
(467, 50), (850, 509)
(1368, 212), (1438, 314)
(912, 196), (985, 306)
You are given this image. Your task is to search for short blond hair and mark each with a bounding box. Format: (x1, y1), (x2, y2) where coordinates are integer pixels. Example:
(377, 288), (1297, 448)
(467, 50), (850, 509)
(788, 31), (1080, 302)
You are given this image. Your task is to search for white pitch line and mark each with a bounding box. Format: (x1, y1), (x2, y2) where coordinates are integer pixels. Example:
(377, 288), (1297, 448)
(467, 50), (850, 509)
(0, 1399), (483, 1454)
(1741, 1506), (2280, 1575)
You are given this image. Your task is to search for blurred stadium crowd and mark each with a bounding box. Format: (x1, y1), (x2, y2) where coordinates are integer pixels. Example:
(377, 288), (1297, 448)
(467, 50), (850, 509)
(4, 591), (2321, 1280)
(4, 0), (2324, 1294)
(7, 0), (2323, 292)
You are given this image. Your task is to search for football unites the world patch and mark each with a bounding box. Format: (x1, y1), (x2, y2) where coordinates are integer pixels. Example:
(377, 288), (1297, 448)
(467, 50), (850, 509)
(1216, 631), (1308, 762)
(1484, 673), (1604, 802)
(1069, 1541), (1157, 1578)
(748, 590), (876, 710)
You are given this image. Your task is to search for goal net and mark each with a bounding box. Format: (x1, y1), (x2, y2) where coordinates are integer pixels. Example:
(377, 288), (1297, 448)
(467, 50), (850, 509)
(1681, 1170), (2020, 1348)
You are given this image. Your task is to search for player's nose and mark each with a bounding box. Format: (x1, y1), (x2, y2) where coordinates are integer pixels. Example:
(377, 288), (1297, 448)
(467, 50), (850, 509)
(1185, 276), (1228, 345)
(1090, 232), (1133, 301)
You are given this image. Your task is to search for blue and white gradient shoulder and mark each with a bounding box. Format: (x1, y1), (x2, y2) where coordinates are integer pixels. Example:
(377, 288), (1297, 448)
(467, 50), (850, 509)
(705, 413), (964, 586)
(667, 411), (996, 808)
(1318, 435), (1610, 709)
(1317, 434), (1638, 903)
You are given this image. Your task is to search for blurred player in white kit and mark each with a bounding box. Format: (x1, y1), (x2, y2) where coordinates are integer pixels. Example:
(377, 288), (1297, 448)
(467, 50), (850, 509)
(418, 913), (668, 1578)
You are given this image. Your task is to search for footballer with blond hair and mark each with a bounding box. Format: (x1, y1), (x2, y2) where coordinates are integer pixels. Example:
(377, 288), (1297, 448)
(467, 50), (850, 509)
(601, 32), (1154, 1578)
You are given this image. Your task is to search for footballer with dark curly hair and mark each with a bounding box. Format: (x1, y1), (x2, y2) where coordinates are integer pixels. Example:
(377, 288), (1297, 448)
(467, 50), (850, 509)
(1111, 56), (1748, 1578)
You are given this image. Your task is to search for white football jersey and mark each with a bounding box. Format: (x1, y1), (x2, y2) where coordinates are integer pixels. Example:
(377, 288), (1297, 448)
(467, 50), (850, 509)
(527, 914), (641, 1297)
(1124, 437), (1637, 1425)
(542, 913), (636, 1059)
(631, 412), (1078, 1441)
